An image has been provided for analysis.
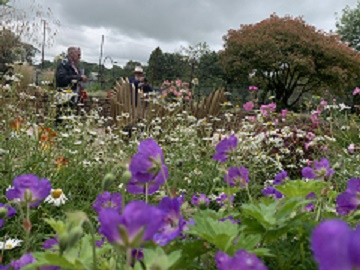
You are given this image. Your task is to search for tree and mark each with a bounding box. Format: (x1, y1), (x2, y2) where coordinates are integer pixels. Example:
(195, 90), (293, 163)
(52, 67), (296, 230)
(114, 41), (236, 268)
(195, 51), (226, 88)
(123, 60), (143, 78)
(181, 42), (211, 88)
(336, 1), (360, 51)
(220, 14), (360, 109)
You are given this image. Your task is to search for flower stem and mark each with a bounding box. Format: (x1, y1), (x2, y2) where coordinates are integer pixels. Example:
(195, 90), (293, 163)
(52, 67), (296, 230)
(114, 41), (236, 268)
(126, 248), (132, 270)
(245, 184), (253, 203)
(145, 183), (148, 204)
(86, 219), (98, 270)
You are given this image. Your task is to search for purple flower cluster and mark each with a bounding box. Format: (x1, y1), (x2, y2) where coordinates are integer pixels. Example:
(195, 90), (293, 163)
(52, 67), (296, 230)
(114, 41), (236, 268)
(6, 174), (51, 207)
(311, 219), (360, 270)
(213, 135), (238, 162)
(215, 250), (267, 270)
(302, 158), (335, 180)
(336, 178), (360, 216)
(127, 138), (169, 195)
(0, 204), (16, 228)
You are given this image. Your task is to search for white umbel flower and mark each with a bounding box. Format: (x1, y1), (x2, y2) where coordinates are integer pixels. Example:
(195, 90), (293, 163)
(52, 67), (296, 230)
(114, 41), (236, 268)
(44, 189), (68, 207)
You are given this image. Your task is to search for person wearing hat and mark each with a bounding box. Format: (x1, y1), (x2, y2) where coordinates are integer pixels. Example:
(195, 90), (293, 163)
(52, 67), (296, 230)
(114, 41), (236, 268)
(128, 66), (152, 107)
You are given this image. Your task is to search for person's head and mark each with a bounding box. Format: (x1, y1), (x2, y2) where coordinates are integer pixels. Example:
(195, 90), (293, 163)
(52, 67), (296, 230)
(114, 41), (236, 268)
(67, 47), (81, 64)
(134, 66), (143, 80)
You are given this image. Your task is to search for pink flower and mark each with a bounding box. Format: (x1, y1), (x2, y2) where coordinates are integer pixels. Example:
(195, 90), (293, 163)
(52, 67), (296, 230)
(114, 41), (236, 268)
(348, 144), (355, 153)
(320, 100), (327, 108)
(306, 132), (316, 141)
(281, 109), (288, 118)
(249, 85), (258, 91)
(268, 102), (276, 111)
(184, 96), (190, 101)
(248, 116), (256, 122)
(176, 79), (181, 87)
(243, 102), (254, 111)
(353, 87), (360, 96)
(260, 102), (276, 116)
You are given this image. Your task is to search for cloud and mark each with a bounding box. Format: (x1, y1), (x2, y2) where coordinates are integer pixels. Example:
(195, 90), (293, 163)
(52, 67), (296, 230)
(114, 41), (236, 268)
(8, 0), (359, 65)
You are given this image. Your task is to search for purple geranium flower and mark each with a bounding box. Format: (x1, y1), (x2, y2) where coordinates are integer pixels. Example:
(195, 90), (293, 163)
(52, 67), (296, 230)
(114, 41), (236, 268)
(274, 170), (287, 185)
(304, 192), (316, 212)
(98, 200), (164, 248)
(127, 138), (168, 195)
(262, 187), (283, 199)
(224, 166), (249, 187)
(42, 237), (58, 250)
(336, 178), (360, 216)
(215, 250), (267, 270)
(131, 249), (144, 266)
(301, 158), (335, 180)
(216, 194), (234, 207)
(191, 193), (210, 207)
(9, 253), (35, 270)
(93, 192), (123, 214)
(153, 197), (183, 246)
(311, 219), (360, 270)
(0, 204), (16, 228)
(6, 174), (51, 207)
(213, 135), (238, 162)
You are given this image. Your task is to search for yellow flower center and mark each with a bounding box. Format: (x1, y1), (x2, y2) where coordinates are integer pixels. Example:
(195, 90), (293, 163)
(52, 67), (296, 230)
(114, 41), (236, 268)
(6, 243), (12, 249)
(52, 189), (63, 199)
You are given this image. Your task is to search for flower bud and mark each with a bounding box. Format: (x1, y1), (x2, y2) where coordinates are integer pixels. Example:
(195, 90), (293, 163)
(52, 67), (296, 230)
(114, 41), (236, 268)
(102, 173), (116, 191)
(0, 207), (8, 219)
(122, 170), (132, 183)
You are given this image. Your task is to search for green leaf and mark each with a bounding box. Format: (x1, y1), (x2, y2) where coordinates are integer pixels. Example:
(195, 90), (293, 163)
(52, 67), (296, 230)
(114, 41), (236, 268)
(186, 213), (240, 253)
(170, 240), (209, 269)
(276, 180), (328, 198)
(65, 211), (89, 227)
(141, 247), (182, 270)
(44, 218), (66, 234)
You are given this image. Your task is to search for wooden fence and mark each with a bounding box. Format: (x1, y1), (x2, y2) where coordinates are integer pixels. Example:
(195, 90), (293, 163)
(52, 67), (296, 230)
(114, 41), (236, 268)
(109, 79), (226, 126)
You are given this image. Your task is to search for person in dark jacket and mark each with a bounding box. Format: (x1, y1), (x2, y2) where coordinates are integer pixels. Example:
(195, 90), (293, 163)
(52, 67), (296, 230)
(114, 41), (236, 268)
(54, 47), (87, 127)
(128, 66), (152, 107)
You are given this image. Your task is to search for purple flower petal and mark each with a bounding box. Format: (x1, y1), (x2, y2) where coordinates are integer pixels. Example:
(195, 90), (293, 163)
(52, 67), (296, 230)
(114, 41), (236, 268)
(347, 178), (360, 193)
(10, 253), (35, 270)
(349, 225), (360, 267)
(93, 192), (122, 214)
(215, 250), (267, 270)
(224, 166), (249, 187)
(311, 219), (353, 270)
(336, 192), (360, 216)
(302, 167), (316, 179)
(153, 197), (183, 246)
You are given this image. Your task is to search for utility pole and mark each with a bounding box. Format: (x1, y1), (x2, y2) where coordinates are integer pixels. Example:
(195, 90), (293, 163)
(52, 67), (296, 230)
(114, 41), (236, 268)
(41, 20), (46, 70)
(98, 35), (104, 86)
(151, 47), (159, 88)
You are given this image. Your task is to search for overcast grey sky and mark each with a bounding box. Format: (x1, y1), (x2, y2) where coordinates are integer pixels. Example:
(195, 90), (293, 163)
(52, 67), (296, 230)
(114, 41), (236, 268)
(9, 0), (359, 67)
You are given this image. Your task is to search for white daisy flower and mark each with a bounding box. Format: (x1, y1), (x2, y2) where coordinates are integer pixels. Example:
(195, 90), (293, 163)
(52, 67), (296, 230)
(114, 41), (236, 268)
(44, 189), (68, 207)
(0, 239), (23, 250)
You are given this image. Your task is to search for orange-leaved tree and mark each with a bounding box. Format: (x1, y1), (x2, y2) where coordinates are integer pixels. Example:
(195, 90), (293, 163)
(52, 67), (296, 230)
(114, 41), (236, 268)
(220, 14), (360, 109)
